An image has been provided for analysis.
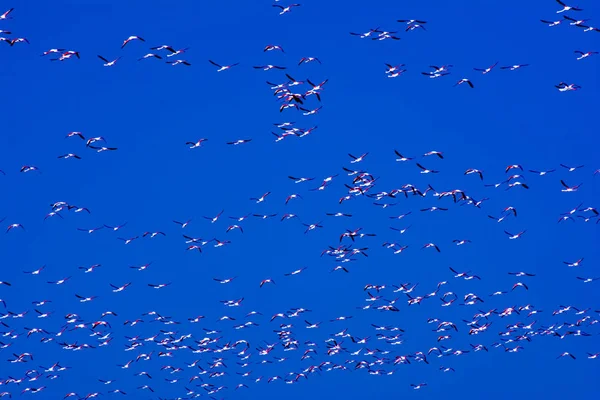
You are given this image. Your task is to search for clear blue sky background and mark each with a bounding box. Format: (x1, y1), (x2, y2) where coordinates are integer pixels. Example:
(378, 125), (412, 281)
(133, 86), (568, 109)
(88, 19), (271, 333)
(0, 0), (599, 398)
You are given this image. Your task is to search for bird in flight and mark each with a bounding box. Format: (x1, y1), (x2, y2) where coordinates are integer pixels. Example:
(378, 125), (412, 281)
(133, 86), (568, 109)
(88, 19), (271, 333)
(555, 0), (582, 13)
(97, 55), (121, 67)
(473, 61), (498, 74)
(121, 35), (145, 49)
(209, 60), (240, 72)
(272, 3), (301, 15)
(0, 8), (14, 20)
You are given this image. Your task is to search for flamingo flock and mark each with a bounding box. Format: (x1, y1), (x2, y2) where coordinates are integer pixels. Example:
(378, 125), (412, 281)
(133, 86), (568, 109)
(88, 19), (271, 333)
(0, 1), (598, 399)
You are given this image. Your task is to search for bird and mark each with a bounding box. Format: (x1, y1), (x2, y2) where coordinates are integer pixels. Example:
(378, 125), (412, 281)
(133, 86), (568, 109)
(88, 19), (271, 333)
(555, 0), (582, 13)
(173, 219), (192, 228)
(422, 66), (451, 78)
(397, 19), (427, 25)
(138, 53), (162, 61)
(166, 47), (190, 57)
(406, 23), (426, 32)
(204, 210), (224, 223)
(41, 48), (66, 56)
(504, 230), (526, 239)
(454, 78), (474, 88)
(263, 44), (285, 52)
(556, 352), (576, 360)
(226, 224), (243, 233)
(259, 279), (275, 288)
(474, 62), (499, 74)
(540, 19), (562, 26)
(508, 271), (535, 277)
(6, 223), (25, 233)
(574, 51), (598, 60)
(0, 8), (14, 20)
(394, 150), (414, 162)
(272, 4), (301, 15)
(50, 50), (81, 61)
(58, 153), (81, 160)
(564, 258), (584, 267)
(563, 15), (589, 26)
(560, 164), (584, 172)
(166, 60), (191, 66)
(285, 194), (302, 204)
(209, 60), (239, 72)
(20, 165), (40, 173)
(411, 383), (428, 390)
(110, 283), (131, 292)
(6, 37), (29, 46)
(422, 243), (441, 252)
(555, 82), (581, 92)
(349, 153), (369, 163)
(423, 150), (444, 158)
(250, 192), (271, 203)
(186, 138), (208, 148)
(416, 163), (439, 174)
(148, 283), (171, 289)
(121, 35), (145, 48)
(104, 223), (127, 231)
(24, 265), (46, 275)
(512, 282), (529, 291)
(298, 57), (321, 65)
(349, 28), (382, 38)
(253, 65), (286, 71)
(288, 176), (314, 183)
(560, 180), (582, 192)
(77, 226), (104, 234)
(227, 139), (252, 145)
(529, 169), (556, 176)
(214, 277), (236, 284)
(501, 64), (529, 71)
(97, 55), (121, 67)
(66, 131), (85, 140)
(464, 169), (484, 180)
(284, 267), (307, 276)
(576, 277), (599, 283)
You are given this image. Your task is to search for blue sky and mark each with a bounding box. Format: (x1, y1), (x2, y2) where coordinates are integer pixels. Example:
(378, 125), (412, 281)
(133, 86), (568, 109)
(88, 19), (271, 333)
(0, 0), (599, 398)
